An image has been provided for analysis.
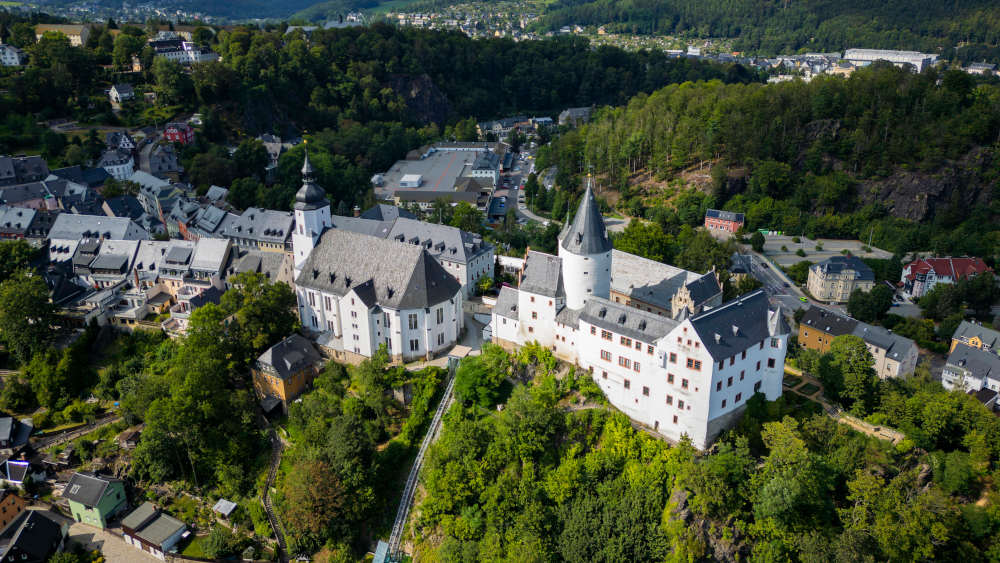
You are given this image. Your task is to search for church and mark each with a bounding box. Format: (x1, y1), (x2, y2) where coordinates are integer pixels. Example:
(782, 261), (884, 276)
(291, 153), (465, 364)
(491, 178), (790, 449)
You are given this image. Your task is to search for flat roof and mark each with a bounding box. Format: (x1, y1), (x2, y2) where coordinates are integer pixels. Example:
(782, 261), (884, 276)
(377, 148), (493, 199)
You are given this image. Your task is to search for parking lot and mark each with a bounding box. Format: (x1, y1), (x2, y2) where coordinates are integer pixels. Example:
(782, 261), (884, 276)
(761, 234), (893, 267)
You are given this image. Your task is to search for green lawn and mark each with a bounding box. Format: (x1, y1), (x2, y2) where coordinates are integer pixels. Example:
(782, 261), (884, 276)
(0, 1), (24, 6)
(783, 376), (801, 387)
(180, 534), (209, 558)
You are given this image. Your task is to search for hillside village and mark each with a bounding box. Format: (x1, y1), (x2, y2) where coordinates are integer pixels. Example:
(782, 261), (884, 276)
(0, 10), (997, 563)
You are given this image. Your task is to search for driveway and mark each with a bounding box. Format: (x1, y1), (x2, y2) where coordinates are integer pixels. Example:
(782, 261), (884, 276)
(34, 507), (161, 563)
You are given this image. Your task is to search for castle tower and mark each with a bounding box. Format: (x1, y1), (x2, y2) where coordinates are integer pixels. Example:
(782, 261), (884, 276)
(559, 175), (612, 309)
(292, 149), (331, 278)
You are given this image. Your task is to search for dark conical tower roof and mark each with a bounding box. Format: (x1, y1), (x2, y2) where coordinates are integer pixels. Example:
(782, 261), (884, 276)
(295, 149), (327, 211)
(560, 175), (611, 255)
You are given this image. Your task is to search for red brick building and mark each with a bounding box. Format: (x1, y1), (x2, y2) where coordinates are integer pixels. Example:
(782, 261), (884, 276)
(704, 209), (745, 233)
(163, 122), (195, 145)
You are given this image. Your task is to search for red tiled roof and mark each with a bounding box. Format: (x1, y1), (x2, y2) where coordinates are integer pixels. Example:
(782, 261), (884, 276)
(904, 257), (992, 281)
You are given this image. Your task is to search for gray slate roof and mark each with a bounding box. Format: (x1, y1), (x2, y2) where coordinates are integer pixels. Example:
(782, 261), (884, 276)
(1, 511), (63, 561)
(63, 472), (120, 508)
(0, 206), (36, 235)
(579, 296), (679, 342)
(386, 218), (489, 264)
(494, 285), (519, 320)
(953, 320), (1000, 350)
(946, 344), (1000, 382)
(519, 251), (564, 298)
(560, 179), (610, 255)
(136, 513), (186, 546)
(121, 501), (158, 530)
(610, 250), (700, 311)
(705, 208), (745, 222)
(221, 207), (293, 244)
(799, 306), (858, 336)
(685, 271), (723, 305)
(359, 204), (417, 222)
(295, 228), (462, 310)
(48, 214), (148, 241)
(852, 323), (916, 360)
(689, 290), (780, 360)
(810, 255), (874, 281)
(257, 334), (321, 380)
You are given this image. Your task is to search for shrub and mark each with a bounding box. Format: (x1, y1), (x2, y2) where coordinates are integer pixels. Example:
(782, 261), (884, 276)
(815, 243), (824, 251)
(792, 236), (801, 243)
(796, 248), (806, 257)
(781, 245), (788, 251)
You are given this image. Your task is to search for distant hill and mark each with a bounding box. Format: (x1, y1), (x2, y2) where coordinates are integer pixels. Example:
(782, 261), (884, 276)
(537, 0), (1000, 61)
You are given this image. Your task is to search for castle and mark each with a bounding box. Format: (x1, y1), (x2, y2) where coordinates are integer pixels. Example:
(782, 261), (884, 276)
(491, 178), (790, 449)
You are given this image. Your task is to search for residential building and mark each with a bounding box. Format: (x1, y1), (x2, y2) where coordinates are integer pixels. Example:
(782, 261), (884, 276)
(844, 48), (938, 72)
(609, 249), (721, 318)
(559, 106), (592, 126)
(901, 256), (992, 299)
(807, 255), (875, 303)
(163, 122), (195, 145)
(34, 24), (90, 46)
(146, 144), (183, 180)
(62, 472), (127, 529)
(161, 285), (222, 336)
(105, 131), (137, 152)
(0, 155), (49, 186)
(252, 334), (323, 413)
(491, 179), (790, 449)
(0, 510), (67, 563)
(109, 83), (135, 105)
(951, 320), (1000, 355)
(965, 62), (997, 76)
(0, 417), (31, 456)
(220, 207), (294, 252)
(97, 149), (135, 180)
(0, 491), (26, 531)
(0, 44), (27, 67)
(150, 39), (219, 64)
(851, 323), (919, 379)
(47, 214), (150, 264)
(121, 502), (187, 560)
(797, 306), (917, 377)
(51, 165), (110, 189)
(942, 343), (1000, 394)
(704, 209), (745, 234)
(0, 206), (43, 240)
(102, 195), (165, 236)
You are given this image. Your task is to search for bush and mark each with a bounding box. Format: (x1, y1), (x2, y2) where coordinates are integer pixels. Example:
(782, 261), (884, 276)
(815, 243), (824, 251)
(781, 245), (788, 251)
(796, 248), (807, 257)
(792, 236), (801, 243)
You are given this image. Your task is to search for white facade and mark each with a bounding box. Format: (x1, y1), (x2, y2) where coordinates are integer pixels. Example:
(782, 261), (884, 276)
(559, 246), (611, 310)
(297, 283), (463, 362)
(292, 204), (331, 278)
(101, 154), (135, 180)
(490, 184), (790, 450)
(0, 44), (27, 67)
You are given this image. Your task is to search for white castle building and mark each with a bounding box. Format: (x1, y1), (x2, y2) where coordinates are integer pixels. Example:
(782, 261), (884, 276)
(291, 153), (465, 364)
(492, 179), (790, 449)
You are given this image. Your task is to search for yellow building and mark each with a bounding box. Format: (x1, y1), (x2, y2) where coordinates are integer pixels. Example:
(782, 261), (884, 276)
(951, 320), (1000, 354)
(807, 255), (875, 303)
(252, 334), (322, 414)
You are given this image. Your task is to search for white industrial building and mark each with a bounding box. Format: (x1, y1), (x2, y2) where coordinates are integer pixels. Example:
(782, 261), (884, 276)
(844, 49), (939, 72)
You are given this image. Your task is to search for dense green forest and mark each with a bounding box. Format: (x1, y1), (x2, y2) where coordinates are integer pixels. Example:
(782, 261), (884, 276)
(539, 63), (1000, 260)
(414, 343), (1000, 561)
(538, 0), (1000, 63)
(0, 16), (755, 211)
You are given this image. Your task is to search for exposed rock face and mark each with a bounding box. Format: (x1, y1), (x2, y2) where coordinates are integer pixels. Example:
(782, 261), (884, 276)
(388, 74), (452, 125)
(858, 147), (996, 221)
(668, 488), (749, 562)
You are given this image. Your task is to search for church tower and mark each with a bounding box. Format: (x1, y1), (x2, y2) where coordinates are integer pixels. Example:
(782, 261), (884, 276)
(292, 149), (331, 279)
(559, 175), (612, 309)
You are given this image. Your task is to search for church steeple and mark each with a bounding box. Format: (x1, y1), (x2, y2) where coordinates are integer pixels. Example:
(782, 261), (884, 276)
(294, 146), (327, 211)
(560, 175), (611, 255)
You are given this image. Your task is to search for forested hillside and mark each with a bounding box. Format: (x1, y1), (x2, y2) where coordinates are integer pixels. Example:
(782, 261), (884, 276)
(539, 64), (1000, 260)
(538, 0), (1000, 62)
